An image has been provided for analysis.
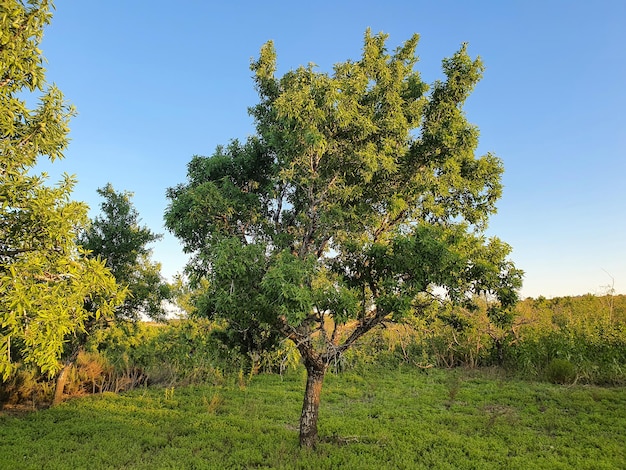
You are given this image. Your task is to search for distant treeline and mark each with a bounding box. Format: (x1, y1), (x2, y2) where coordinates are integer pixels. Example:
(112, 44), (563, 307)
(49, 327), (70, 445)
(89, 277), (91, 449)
(518, 293), (626, 328)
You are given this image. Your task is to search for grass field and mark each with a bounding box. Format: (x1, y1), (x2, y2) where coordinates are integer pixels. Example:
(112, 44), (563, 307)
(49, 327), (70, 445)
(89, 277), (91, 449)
(1, 366), (625, 469)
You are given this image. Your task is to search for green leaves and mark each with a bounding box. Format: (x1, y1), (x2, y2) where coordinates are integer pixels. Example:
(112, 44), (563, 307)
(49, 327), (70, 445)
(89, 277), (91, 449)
(165, 138), (276, 264)
(0, 250), (124, 380)
(80, 183), (170, 320)
(0, 1), (124, 381)
(166, 29), (522, 366)
(0, 0), (50, 94)
(262, 251), (314, 324)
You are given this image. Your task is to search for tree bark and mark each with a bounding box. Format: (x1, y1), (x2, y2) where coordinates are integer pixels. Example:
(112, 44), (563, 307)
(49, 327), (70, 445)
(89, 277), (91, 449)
(52, 346), (81, 406)
(52, 364), (71, 406)
(299, 363), (326, 448)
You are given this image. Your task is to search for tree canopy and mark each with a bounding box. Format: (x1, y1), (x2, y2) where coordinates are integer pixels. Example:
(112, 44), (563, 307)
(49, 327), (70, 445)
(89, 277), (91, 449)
(0, 0), (124, 380)
(165, 30), (522, 447)
(80, 184), (171, 321)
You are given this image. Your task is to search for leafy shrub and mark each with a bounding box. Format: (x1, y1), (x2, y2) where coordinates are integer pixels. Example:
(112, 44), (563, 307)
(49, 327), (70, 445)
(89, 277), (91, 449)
(338, 303), (509, 371)
(91, 319), (246, 386)
(500, 296), (626, 385)
(545, 358), (576, 384)
(331, 295), (626, 387)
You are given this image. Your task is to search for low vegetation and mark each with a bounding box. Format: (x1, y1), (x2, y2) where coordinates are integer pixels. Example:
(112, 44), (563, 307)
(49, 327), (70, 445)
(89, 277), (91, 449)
(1, 294), (625, 467)
(2, 294), (625, 409)
(1, 366), (624, 469)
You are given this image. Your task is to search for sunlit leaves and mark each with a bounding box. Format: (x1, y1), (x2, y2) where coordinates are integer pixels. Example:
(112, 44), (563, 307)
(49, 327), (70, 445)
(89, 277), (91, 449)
(0, 252), (123, 379)
(166, 29), (521, 365)
(0, 1), (123, 380)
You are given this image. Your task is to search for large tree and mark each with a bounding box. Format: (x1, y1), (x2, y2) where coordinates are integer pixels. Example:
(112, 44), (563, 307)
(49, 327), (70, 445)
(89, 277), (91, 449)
(80, 184), (171, 321)
(0, 1), (124, 382)
(165, 30), (522, 447)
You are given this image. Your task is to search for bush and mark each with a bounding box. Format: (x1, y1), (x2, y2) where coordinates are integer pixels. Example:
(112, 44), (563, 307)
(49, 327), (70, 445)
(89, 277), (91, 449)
(90, 319), (246, 387)
(0, 368), (53, 408)
(545, 358), (576, 384)
(500, 309), (626, 385)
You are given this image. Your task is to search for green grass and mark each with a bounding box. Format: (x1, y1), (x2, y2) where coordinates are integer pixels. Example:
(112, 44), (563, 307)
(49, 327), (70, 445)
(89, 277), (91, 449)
(1, 366), (625, 469)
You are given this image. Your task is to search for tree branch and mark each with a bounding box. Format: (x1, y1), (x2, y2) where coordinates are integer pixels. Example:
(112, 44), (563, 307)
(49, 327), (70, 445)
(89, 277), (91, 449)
(330, 309), (387, 359)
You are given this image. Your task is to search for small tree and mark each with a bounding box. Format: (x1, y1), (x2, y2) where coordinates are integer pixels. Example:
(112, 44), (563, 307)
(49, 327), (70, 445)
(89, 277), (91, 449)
(165, 30), (522, 447)
(49, 184), (171, 404)
(0, 0), (124, 383)
(80, 184), (171, 321)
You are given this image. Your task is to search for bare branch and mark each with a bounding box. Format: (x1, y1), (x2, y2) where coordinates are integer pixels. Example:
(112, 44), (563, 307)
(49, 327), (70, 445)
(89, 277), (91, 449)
(330, 309), (387, 359)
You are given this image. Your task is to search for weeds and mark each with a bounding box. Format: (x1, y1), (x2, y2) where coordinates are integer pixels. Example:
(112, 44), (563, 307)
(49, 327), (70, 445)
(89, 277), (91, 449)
(237, 369), (247, 390)
(204, 393), (223, 414)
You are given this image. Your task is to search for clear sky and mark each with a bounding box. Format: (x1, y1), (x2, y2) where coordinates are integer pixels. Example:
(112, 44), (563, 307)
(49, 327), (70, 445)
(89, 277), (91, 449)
(34, 1), (625, 299)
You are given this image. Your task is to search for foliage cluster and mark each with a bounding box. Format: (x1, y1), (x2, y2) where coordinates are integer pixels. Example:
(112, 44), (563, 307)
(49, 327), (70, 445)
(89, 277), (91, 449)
(504, 294), (626, 384)
(92, 320), (245, 386)
(0, 0), (124, 381)
(89, 319), (301, 385)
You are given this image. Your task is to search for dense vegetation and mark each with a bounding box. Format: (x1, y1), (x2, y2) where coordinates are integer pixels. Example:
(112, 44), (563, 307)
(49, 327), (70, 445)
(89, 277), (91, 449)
(2, 293), (624, 409)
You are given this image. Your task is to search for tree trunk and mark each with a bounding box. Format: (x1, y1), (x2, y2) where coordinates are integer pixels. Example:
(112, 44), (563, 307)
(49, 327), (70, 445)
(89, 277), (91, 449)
(53, 347), (81, 406)
(299, 364), (326, 448)
(52, 363), (71, 406)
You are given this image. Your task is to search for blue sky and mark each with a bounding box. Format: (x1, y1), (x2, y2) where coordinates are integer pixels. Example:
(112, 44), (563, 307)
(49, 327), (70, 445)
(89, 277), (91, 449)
(35, 1), (625, 298)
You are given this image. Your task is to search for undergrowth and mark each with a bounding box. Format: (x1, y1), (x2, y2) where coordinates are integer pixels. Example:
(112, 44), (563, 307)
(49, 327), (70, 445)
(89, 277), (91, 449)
(2, 294), (625, 409)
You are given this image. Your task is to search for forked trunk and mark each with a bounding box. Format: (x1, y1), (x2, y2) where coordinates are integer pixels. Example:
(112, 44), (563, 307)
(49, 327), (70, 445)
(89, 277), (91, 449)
(299, 364), (326, 448)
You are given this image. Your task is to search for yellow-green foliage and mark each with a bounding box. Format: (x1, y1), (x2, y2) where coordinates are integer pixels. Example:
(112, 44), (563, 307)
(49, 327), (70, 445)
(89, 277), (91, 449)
(0, 0), (125, 381)
(4, 292), (624, 409)
(337, 294), (626, 385)
(88, 319), (249, 387)
(515, 294), (626, 335)
(340, 300), (509, 371)
(505, 294), (626, 384)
